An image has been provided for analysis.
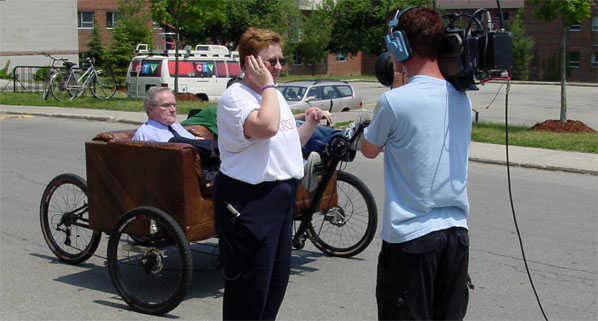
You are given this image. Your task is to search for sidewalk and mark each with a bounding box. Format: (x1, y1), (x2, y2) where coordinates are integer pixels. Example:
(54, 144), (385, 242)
(1, 105), (597, 175)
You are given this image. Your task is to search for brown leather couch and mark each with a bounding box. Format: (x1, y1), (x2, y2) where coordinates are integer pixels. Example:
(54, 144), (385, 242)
(85, 125), (337, 242)
(86, 125), (216, 242)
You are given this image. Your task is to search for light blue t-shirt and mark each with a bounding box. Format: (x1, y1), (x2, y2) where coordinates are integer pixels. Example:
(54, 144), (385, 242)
(364, 75), (472, 243)
(132, 119), (195, 142)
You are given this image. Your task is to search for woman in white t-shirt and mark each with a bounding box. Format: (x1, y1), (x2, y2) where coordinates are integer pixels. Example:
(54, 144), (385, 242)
(214, 27), (323, 321)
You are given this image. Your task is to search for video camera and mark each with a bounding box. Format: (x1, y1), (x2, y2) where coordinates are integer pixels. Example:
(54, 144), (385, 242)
(375, 4), (513, 91)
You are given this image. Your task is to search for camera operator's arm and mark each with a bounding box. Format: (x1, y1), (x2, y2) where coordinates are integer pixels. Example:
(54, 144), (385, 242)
(361, 139), (383, 159)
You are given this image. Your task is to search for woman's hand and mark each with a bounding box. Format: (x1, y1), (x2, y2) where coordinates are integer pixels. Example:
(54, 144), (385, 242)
(244, 55), (274, 89)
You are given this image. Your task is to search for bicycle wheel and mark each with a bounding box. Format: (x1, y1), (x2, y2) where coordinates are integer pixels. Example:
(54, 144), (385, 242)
(40, 174), (101, 264)
(42, 72), (53, 100)
(307, 171), (377, 258)
(90, 70), (117, 99)
(50, 72), (79, 101)
(107, 206), (192, 316)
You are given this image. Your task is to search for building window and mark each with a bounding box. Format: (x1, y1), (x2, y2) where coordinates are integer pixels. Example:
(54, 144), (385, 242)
(152, 21), (163, 30)
(569, 22), (581, 31)
(592, 53), (598, 68)
(106, 12), (120, 28)
(592, 16), (598, 31)
(494, 11), (509, 21)
(568, 52), (580, 68)
(336, 53), (347, 62)
(78, 11), (94, 29)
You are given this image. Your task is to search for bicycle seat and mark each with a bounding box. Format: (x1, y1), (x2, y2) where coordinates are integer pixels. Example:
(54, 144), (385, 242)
(63, 62), (76, 69)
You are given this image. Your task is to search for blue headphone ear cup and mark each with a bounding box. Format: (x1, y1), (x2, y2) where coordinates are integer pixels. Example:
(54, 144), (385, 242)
(389, 30), (412, 62)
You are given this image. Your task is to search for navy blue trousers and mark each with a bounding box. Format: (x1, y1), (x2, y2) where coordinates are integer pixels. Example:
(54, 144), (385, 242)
(376, 227), (470, 320)
(213, 172), (298, 320)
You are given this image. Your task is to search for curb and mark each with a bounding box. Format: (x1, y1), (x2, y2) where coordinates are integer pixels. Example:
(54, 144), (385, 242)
(0, 110), (144, 125)
(468, 157), (598, 176)
(2, 109), (596, 176)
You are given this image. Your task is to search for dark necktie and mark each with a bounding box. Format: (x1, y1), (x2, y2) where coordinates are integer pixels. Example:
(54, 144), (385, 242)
(168, 125), (181, 138)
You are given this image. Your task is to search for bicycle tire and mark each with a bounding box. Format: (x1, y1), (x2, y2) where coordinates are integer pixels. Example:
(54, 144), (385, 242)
(50, 72), (79, 101)
(90, 70), (117, 99)
(306, 170), (377, 258)
(107, 206), (192, 316)
(42, 72), (53, 100)
(39, 173), (101, 264)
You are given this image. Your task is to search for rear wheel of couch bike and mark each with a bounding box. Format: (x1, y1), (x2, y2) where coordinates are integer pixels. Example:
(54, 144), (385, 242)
(50, 71), (80, 101)
(107, 206), (192, 316)
(90, 70), (117, 99)
(40, 173), (101, 264)
(307, 171), (377, 258)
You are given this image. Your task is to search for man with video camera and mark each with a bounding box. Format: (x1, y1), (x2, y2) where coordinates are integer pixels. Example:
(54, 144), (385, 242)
(361, 6), (472, 320)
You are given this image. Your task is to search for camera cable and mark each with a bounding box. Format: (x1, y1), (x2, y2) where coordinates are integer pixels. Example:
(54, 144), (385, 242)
(503, 80), (549, 321)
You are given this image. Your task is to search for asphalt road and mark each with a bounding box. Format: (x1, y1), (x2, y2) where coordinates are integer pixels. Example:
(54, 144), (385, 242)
(352, 81), (598, 130)
(0, 116), (596, 320)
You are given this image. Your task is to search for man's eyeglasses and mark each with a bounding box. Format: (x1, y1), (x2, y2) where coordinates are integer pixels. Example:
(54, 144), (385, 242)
(153, 103), (177, 109)
(265, 57), (287, 67)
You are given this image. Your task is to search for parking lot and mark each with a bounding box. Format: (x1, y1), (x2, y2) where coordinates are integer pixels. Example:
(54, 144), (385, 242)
(351, 81), (597, 130)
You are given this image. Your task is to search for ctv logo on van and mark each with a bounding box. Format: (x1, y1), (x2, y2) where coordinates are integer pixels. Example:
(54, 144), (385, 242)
(140, 62), (161, 76)
(195, 63), (214, 74)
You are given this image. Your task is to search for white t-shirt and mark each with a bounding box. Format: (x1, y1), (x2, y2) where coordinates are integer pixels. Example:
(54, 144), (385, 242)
(217, 82), (304, 185)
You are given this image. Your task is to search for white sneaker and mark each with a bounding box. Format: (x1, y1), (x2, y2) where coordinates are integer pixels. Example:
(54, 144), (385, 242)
(301, 151), (320, 192)
(345, 111), (371, 151)
(344, 111), (371, 139)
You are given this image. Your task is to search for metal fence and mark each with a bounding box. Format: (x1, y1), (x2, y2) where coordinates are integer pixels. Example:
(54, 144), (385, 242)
(0, 66), (82, 93)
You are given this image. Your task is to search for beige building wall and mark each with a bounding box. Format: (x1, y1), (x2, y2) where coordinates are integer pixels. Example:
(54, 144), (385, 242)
(0, 0), (79, 72)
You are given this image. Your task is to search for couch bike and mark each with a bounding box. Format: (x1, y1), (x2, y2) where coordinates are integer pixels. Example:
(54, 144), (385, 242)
(39, 121), (376, 315)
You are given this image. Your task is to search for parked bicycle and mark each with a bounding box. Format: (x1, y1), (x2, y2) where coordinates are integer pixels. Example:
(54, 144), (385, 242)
(50, 57), (117, 101)
(41, 52), (71, 100)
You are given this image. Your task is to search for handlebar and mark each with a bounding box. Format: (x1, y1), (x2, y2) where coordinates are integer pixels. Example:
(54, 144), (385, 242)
(43, 52), (68, 67)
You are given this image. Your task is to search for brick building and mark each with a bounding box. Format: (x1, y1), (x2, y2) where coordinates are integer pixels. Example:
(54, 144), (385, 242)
(524, 0), (598, 83)
(77, 0), (165, 54)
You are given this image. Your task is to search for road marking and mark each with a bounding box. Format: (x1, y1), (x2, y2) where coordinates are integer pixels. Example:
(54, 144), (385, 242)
(0, 115), (35, 120)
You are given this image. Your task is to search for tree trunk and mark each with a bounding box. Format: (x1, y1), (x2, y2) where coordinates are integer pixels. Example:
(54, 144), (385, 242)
(560, 22), (567, 122)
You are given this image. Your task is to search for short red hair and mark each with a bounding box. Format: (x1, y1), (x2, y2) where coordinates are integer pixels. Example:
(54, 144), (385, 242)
(238, 28), (284, 69)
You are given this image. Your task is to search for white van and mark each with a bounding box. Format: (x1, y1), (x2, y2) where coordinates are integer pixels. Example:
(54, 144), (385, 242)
(126, 44), (241, 101)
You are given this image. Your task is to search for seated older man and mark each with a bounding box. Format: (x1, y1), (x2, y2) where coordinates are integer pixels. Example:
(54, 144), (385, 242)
(133, 87), (195, 141)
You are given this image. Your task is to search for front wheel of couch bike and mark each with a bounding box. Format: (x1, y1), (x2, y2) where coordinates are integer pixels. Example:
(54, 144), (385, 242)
(107, 206), (192, 316)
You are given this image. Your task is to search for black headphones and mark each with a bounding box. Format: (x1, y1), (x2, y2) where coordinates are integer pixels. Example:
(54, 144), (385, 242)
(384, 6), (417, 62)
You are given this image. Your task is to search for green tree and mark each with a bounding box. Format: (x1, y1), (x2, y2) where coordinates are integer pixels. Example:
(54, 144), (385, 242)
(299, 0), (335, 75)
(329, 0), (430, 57)
(105, 0), (153, 84)
(202, 0), (301, 61)
(508, 8), (534, 80)
(84, 22), (105, 67)
(150, 0), (225, 92)
(529, 0), (592, 122)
